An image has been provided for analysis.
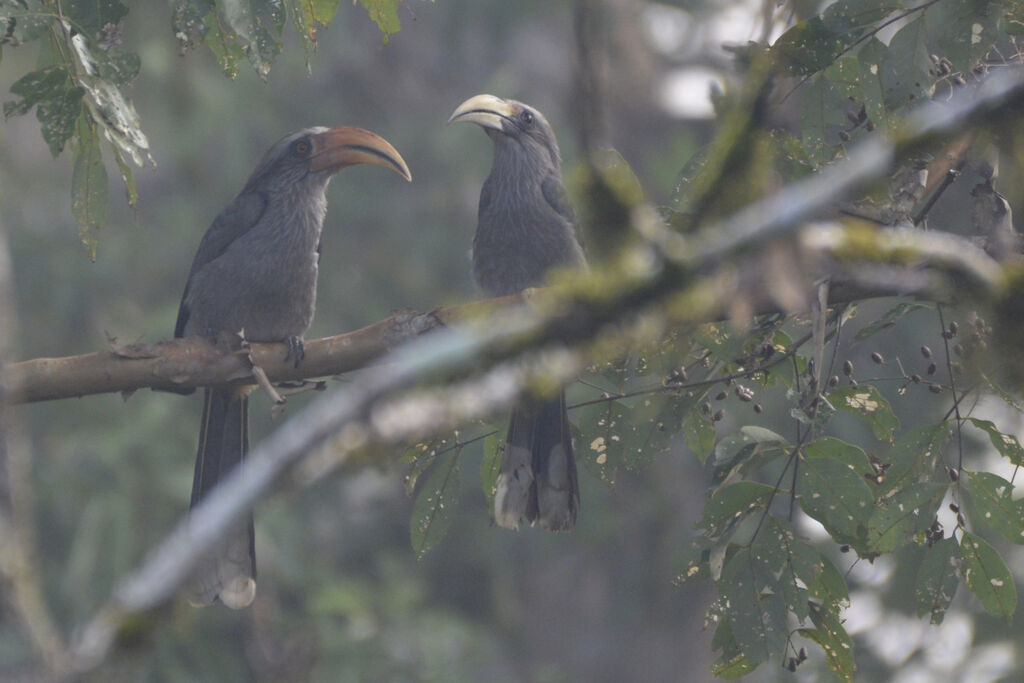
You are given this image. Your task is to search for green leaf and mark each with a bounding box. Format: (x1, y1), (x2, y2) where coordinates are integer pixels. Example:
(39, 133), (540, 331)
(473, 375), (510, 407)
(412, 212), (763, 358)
(803, 437), (872, 474)
(879, 14), (933, 110)
(480, 429), (502, 510)
(71, 114), (108, 260)
(409, 446), (461, 559)
(879, 423), (951, 496)
(111, 146), (138, 207)
(923, 0), (1001, 73)
(851, 302), (930, 344)
(710, 619), (756, 679)
(673, 536), (713, 586)
(963, 471), (1024, 544)
(829, 384), (899, 442)
(683, 410), (716, 463)
(711, 426), (789, 485)
(4, 66), (70, 118)
(798, 451), (875, 547)
(752, 518), (811, 622)
(65, 0), (128, 35)
(0, 0), (54, 45)
(790, 541), (849, 609)
(38, 84), (84, 157)
(867, 481), (947, 553)
(696, 481), (775, 537)
(576, 395), (630, 488)
(358, 0), (402, 43)
(801, 602), (855, 682)
(960, 531), (1017, 621)
(916, 537), (960, 624)
(967, 418), (1024, 467)
(217, 0), (283, 77)
(717, 547), (789, 666)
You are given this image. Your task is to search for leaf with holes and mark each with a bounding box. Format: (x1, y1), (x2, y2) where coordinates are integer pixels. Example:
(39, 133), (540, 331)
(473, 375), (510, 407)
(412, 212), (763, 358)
(683, 410), (716, 463)
(717, 546), (790, 667)
(879, 423), (951, 497)
(790, 538), (849, 610)
(798, 452), (875, 548)
(753, 518), (811, 622)
(673, 536), (714, 586)
(960, 531), (1016, 621)
(967, 418), (1024, 467)
(803, 437), (873, 474)
(697, 481), (775, 537)
(962, 470), (1024, 545)
(830, 384), (899, 442)
(410, 447), (461, 559)
(711, 426), (789, 485)
(916, 536), (960, 624)
(867, 481), (947, 553)
(800, 602), (855, 683)
(710, 618), (756, 679)
(71, 114), (108, 260)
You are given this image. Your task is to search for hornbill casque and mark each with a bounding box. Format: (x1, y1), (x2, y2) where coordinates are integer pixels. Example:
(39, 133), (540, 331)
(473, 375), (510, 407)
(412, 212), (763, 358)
(449, 94), (586, 531)
(175, 126), (411, 608)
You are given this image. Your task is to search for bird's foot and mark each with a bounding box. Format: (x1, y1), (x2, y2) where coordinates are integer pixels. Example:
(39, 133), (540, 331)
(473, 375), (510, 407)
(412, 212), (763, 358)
(284, 336), (305, 367)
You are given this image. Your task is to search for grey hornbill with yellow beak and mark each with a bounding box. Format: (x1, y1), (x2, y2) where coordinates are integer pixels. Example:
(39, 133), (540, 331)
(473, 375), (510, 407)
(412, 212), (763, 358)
(176, 126), (411, 607)
(449, 94), (585, 531)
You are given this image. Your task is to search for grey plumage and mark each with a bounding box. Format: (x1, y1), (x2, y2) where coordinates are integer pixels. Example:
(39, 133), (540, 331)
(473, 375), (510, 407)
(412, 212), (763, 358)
(176, 126), (410, 607)
(450, 94), (584, 530)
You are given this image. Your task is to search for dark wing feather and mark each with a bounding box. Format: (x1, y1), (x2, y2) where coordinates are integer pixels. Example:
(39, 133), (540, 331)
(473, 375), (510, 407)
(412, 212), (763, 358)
(175, 191), (268, 338)
(541, 174), (575, 225)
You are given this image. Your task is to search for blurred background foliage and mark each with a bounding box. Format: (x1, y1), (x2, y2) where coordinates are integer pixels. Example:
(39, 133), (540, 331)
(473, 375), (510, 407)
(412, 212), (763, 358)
(4, 0), (1024, 681)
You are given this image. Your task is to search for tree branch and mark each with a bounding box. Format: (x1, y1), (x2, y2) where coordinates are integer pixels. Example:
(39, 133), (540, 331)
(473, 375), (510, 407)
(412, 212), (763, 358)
(2, 294), (524, 405)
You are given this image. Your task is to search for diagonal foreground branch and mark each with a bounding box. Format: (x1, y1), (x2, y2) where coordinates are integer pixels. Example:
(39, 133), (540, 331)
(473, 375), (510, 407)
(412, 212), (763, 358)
(63, 70), (1024, 671)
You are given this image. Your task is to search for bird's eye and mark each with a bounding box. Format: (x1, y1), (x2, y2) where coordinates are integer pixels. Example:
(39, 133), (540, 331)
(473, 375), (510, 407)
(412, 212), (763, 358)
(519, 110), (535, 126)
(292, 139), (312, 157)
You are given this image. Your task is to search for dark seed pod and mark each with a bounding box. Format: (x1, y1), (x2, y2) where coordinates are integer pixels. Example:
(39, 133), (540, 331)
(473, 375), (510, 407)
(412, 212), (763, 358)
(713, 409), (725, 422)
(949, 502), (960, 513)
(927, 362), (937, 375)
(843, 360), (853, 376)
(921, 345), (932, 358)
(828, 375), (840, 387)
(911, 374), (922, 383)
(866, 120), (876, 132)
(929, 384), (943, 394)
(715, 391), (728, 401)
(953, 343), (964, 356)
(787, 659), (797, 672)
(871, 352), (884, 364)
(798, 648), (808, 662)
(948, 466), (959, 481)
(701, 402), (712, 415)
(949, 321), (959, 336)
(754, 404), (763, 414)
(807, 359), (816, 376)
(838, 130), (851, 142)
(840, 544), (850, 553)
(957, 512), (966, 527)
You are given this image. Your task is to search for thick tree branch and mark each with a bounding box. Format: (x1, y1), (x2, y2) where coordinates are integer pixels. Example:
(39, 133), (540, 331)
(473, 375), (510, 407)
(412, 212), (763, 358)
(2, 295), (524, 405)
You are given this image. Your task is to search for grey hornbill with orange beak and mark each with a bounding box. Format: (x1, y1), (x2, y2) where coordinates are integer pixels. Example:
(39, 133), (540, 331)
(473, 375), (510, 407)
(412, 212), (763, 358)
(449, 94), (586, 531)
(176, 126), (411, 607)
